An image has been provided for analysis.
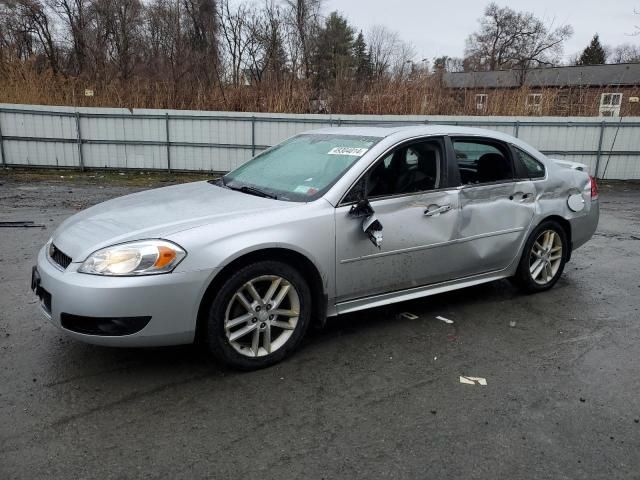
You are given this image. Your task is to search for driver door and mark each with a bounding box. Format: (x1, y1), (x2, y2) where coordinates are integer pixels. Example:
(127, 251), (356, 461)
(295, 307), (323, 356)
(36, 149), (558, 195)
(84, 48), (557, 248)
(334, 137), (464, 303)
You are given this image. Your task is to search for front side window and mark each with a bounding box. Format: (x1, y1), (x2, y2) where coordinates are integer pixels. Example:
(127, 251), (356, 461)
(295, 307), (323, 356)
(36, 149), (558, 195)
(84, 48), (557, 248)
(223, 134), (381, 202)
(514, 147), (546, 179)
(343, 139), (443, 203)
(453, 139), (514, 185)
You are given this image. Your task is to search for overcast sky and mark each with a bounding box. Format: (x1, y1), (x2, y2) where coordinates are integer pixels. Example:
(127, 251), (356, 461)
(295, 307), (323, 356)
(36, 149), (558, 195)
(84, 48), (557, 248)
(324, 0), (640, 63)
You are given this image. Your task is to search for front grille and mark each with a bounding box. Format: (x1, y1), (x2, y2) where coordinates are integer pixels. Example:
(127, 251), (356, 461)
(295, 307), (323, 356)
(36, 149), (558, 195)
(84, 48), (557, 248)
(50, 244), (72, 270)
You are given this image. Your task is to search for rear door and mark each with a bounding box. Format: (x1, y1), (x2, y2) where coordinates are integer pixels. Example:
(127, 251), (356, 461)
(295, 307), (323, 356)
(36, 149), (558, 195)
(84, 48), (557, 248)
(450, 136), (536, 276)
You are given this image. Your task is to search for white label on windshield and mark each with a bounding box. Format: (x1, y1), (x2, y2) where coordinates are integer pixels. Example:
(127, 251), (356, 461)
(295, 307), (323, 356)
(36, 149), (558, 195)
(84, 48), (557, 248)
(327, 147), (369, 156)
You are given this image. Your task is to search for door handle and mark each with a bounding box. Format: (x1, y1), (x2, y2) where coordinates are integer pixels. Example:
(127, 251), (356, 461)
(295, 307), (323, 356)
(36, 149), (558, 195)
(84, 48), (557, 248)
(424, 204), (451, 217)
(509, 192), (532, 202)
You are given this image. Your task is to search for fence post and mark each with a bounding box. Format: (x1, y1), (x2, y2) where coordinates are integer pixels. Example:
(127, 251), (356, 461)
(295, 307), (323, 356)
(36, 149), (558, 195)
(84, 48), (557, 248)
(595, 120), (605, 179)
(0, 109), (6, 168)
(75, 112), (84, 172)
(514, 120), (520, 138)
(165, 113), (171, 172)
(251, 116), (256, 157)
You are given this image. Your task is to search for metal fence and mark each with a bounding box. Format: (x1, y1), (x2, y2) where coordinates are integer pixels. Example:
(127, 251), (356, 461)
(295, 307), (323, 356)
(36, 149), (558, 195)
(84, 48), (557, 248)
(1, 103), (640, 179)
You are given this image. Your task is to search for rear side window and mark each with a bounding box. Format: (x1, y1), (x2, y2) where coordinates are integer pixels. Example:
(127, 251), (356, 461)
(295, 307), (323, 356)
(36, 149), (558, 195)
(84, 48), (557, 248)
(514, 147), (546, 179)
(453, 139), (514, 185)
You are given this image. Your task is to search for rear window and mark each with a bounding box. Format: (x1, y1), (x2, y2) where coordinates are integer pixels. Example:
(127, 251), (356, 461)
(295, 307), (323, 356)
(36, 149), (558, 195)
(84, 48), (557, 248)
(515, 148), (546, 179)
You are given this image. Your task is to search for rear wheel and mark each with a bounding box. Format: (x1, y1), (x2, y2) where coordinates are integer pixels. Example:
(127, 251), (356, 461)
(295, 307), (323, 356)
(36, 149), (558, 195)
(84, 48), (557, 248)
(205, 260), (312, 370)
(513, 220), (568, 293)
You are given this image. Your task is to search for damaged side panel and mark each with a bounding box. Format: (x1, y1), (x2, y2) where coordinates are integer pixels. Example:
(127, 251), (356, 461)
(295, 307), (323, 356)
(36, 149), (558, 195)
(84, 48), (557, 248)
(456, 180), (536, 277)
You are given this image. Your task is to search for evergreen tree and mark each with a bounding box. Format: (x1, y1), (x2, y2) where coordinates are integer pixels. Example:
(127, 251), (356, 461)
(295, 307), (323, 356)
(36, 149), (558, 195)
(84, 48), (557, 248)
(353, 31), (372, 81)
(577, 34), (607, 65)
(313, 11), (355, 88)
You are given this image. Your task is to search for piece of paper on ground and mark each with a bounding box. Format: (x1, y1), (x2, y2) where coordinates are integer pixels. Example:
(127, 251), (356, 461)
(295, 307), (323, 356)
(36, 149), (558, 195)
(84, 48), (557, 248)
(436, 316), (454, 324)
(459, 376), (487, 386)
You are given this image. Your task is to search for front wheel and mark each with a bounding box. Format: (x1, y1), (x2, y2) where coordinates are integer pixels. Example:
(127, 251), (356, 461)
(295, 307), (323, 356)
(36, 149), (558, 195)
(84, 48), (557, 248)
(205, 260), (312, 370)
(512, 220), (568, 293)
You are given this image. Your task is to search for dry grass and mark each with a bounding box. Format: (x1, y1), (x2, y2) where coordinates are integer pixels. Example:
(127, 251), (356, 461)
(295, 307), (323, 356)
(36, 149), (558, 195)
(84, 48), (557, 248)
(1, 62), (638, 116)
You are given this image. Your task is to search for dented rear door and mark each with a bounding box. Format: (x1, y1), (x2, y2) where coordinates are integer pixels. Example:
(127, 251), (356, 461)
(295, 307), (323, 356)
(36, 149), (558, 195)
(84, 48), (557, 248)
(456, 180), (536, 276)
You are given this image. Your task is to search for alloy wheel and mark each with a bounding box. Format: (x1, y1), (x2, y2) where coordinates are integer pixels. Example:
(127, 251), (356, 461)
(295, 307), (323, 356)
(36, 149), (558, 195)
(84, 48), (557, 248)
(224, 275), (300, 357)
(529, 230), (563, 285)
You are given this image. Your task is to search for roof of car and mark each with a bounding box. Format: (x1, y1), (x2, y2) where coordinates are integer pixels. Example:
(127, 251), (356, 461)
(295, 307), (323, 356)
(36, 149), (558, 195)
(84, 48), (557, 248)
(308, 124), (545, 160)
(308, 124), (513, 141)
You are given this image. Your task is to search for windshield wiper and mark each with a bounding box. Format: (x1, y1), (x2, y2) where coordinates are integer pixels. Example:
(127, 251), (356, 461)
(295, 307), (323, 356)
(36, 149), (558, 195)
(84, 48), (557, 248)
(226, 183), (278, 200)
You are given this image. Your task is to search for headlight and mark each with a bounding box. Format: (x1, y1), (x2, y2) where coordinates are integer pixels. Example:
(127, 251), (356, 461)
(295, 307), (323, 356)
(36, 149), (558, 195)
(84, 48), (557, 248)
(78, 240), (186, 276)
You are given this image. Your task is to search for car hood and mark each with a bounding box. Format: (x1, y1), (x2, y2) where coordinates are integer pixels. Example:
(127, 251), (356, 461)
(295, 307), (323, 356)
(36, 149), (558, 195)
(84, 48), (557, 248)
(52, 181), (296, 261)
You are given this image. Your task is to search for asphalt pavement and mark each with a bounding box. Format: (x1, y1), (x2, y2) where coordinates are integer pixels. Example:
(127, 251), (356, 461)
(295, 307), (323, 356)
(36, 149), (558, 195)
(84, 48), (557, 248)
(1, 173), (639, 479)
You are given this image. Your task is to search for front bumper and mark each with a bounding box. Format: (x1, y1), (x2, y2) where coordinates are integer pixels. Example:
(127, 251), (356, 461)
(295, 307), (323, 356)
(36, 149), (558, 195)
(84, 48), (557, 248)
(33, 246), (215, 347)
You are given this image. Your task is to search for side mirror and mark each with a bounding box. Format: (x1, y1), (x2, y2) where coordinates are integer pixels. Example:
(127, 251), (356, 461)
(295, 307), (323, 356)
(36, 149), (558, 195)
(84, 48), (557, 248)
(362, 214), (383, 248)
(349, 198), (383, 248)
(348, 199), (374, 218)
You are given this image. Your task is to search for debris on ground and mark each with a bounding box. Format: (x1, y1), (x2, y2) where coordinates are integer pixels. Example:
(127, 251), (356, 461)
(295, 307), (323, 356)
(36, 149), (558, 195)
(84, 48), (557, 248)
(399, 312), (419, 320)
(459, 376), (487, 386)
(509, 321), (517, 328)
(0, 221), (45, 228)
(436, 316), (454, 324)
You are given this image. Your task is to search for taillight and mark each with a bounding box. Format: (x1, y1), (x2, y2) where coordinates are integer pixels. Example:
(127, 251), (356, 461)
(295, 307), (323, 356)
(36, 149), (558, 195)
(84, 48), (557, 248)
(589, 176), (599, 200)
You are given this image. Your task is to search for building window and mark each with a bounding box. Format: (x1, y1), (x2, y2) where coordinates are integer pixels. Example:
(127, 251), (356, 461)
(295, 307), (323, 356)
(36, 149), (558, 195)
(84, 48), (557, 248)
(475, 94), (488, 112)
(555, 93), (569, 106)
(526, 93), (542, 111)
(600, 93), (623, 117)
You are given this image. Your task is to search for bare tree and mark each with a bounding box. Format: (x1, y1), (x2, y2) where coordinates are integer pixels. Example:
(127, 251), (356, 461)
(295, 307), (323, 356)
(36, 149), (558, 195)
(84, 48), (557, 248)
(283, 0), (321, 78)
(182, 0), (218, 85)
(433, 55), (464, 72)
(244, 1), (288, 84)
(144, 0), (190, 89)
(610, 43), (640, 63)
(366, 24), (399, 78)
(465, 3), (572, 83)
(12, 0), (60, 72)
(91, 0), (143, 80)
(47, 0), (89, 74)
(217, 0), (254, 86)
(391, 39), (415, 79)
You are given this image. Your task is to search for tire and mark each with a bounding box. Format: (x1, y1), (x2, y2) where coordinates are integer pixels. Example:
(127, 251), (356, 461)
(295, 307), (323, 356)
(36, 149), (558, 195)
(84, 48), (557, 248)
(512, 220), (568, 293)
(205, 260), (312, 370)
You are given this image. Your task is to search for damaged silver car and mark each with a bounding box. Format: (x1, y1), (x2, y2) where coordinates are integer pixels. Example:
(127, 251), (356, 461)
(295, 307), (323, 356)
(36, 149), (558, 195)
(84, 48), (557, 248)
(32, 126), (599, 369)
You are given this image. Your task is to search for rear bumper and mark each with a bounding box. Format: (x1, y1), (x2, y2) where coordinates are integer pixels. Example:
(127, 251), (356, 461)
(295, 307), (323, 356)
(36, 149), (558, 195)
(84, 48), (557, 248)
(569, 200), (599, 252)
(34, 246), (215, 347)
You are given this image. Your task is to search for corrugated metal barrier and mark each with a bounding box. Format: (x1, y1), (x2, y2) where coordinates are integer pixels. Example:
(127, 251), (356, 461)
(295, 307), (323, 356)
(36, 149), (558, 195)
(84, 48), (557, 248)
(1, 103), (639, 179)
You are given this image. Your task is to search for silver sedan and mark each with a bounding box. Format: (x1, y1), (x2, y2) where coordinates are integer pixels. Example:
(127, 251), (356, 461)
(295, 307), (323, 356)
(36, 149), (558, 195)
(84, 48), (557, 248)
(32, 126), (599, 369)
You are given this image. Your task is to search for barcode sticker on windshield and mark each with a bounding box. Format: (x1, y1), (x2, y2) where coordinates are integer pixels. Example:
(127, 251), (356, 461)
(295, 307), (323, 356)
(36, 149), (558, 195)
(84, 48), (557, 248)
(328, 147), (369, 156)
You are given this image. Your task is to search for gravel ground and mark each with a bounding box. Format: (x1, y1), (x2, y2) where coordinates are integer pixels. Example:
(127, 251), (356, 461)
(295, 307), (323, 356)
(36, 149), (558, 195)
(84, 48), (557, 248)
(1, 171), (639, 479)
